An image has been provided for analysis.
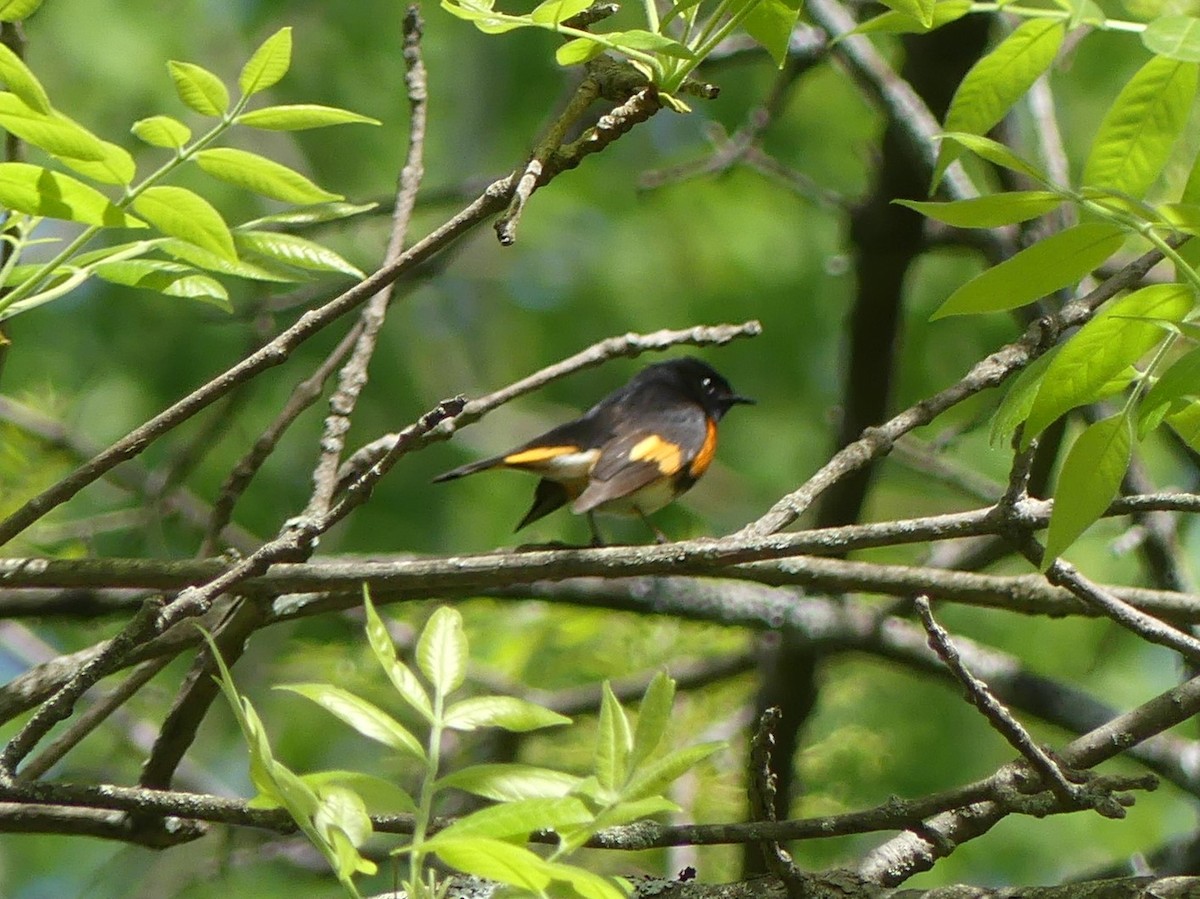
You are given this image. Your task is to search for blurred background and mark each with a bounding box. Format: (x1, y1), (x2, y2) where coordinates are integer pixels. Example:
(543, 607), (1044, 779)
(1, 0), (1196, 895)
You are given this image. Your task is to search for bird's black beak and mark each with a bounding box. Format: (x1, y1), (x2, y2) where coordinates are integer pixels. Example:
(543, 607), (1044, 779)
(729, 394), (755, 406)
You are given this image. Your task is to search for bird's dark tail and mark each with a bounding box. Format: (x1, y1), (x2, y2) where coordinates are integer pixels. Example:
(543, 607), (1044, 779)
(515, 479), (569, 531)
(432, 454), (504, 483)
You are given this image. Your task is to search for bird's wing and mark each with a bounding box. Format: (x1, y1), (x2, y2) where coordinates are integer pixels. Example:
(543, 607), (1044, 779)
(432, 414), (607, 482)
(572, 409), (709, 514)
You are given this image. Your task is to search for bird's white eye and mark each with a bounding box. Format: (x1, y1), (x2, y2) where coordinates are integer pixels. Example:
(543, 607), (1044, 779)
(701, 377), (714, 392)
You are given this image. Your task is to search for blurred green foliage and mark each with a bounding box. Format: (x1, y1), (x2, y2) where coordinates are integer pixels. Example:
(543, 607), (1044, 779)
(0, 0), (1196, 896)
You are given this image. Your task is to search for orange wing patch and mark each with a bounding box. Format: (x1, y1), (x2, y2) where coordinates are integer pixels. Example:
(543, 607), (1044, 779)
(688, 418), (718, 478)
(629, 434), (683, 475)
(503, 445), (580, 466)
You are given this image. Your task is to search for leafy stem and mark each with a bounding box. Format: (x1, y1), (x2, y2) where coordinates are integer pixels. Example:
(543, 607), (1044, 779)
(966, 2), (1146, 32)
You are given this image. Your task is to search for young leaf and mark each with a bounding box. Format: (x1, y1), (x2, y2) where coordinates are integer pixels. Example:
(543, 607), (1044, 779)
(851, 0), (970, 35)
(556, 37), (607, 66)
(933, 20), (1064, 188)
(530, 0), (594, 23)
(240, 27), (292, 97)
(1166, 398), (1200, 451)
(237, 103), (380, 130)
(440, 0), (529, 33)
(744, 0), (805, 67)
(1024, 283), (1194, 438)
(991, 349), (1058, 445)
(0, 94), (107, 160)
(444, 696), (571, 732)
(93, 258), (230, 309)
(436, 763), (581, 800)
(630, 671), (674, 769)
(277, 683), (426, 760)
(539, 861), (628, 899)
(1140, 345), (1200, 433)
(897, 191), (1063, 228)
(133, 185), (236, 260)
(1082, 56), (1199, 199)
(879, 0), (934, 29)
(0, 42), (50, 113)
(417, 606), (468, 699)
(0, 0), (43, 19)
(0, 162), (143, 227)
(1140, 16), (1200, 64)
(426, 797), (591, 843)
(312, 786), (376, 878)
(932, 222), (1125, 319)
(158, 237), (300, 283)
(168, 60), (230, 116)
(938, 132), (1049, 183)
(1042, 411), (1133, 567)
(241, 201), (377, 228)
(609, 29), (694, 57)
(131, 115), (191, 149)
(362, 590), (434, 722)
(233, 230), (364, 277)
(431, 837), (554, 892)
(595, 682), (632, 793)
(621, 741), (723, 801)
(301, 769), (417, 814)
(58, 139), (136, 187)
(194, 147), (341, 204)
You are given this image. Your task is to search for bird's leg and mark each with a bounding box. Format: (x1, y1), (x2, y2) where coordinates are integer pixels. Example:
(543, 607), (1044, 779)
(588, 511), (607, 547)
(636, 507), (670, 544)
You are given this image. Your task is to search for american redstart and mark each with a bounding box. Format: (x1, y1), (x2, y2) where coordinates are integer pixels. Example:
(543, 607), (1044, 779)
(433, 357), (754, 543)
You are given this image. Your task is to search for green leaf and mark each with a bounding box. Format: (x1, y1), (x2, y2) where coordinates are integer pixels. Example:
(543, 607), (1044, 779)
(312, 786), (376, 878)
(879, 0), (934, 28)
(194, 147), (341, 204)
(0, 0), (42, 20)
(1159, 202), (1200, 234)
(851, 0), (971, 35)
(237, 103), (380, 130)
(1082, 56), (1199, 199)
(426, 797), (591, 843)
(133, 185), (236, 260)
(991, 349), (1057, 445)
(417, 606), (468, 699)
(240, 27), (292, 96)
(444, 696), (571, 732)
(0, 43), (49, 113)
(93, 258), (230, 309)
(933, 20), (1064, 188)
(1140, 345), (1200, 433)
(530, 0), (594, 23)
(622, 741), (723, 801)
(1141, 16), (1200, 63)
(301, 769), (417, 814)
(556, 37), (607, 66)
(1025, 284), (1194, 439)
(938, 132), (1049, 183)
(1042, 411), (1133, 567)
(1166, 398), (1200, 450)
(609, 29), (694, 57)
(0, 94), (107, 160)
(131, 114), (191, 149)
(594, 796), (680, 829)
(233, 230), (364, 278)
(436, 763), (581, 800)
(362, 590), (433, 722)
(931, 222), (1125, 319)
(539, 862), (628, 899)
(277, 683), (426, 759)
(596, 682), (632, 793)
(158, 237), (301, 283)
(241, 201), (377, 228)
(168, 60), (229, 116)
(0, 162), (143, 227)
(744, 0), (805, 67)
(58, 140), (136, 186)
(440, 0), (529, 33)
(897, 191), (1063, 228)
(630, 671), (674, 769)
(432, 837), (553, 892)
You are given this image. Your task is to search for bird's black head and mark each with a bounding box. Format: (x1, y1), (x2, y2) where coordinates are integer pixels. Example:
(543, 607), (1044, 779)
(640, 356), (755, 420)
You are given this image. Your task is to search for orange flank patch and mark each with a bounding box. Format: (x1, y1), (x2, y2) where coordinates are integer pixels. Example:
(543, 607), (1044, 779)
(689, 418), (718, 478)
(630, 434), (683, 475)
(503, 445), (580, 466)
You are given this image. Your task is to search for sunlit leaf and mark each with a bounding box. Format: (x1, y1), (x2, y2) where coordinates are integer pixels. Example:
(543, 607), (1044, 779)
(878, 0), (934, 28)
(1042, 411), (1133, 567)
(0, 94), (107, 160)
(931, 222), (1125, 319)
(851, 0), (970, 35)
(622, 741), (723, 800)
(233, 230), (363, 277)
(0, 0), (43, 21)
(58, 140), (136, 186)
(1082, 55), (1199, 198)
(744, 0), (805, 66)
(417, 606), (467, 699)
(595, 682), (632, 793)
(133, 185), (236, 260)
(237, 103), (380, 130)
(1166, 397), (1200, 451)
(240, 201), (378, 228)
(425, 797), (591, 843)
(897, 191), (1063, 228)
(1141, 15), (1200, 62)
(630, 671), (674, 769)
(436, 763), (581, 800)
(556, 36), (607, 65)
(431, 837), (553, 892)
(444, 695), (571, 732)
(131, 115), (191, 149)
(277, 683), (426, 759)
(1140, 345), (1200, 434)
(362, 590), (433, 722)
(530, 0), (594, 23)
(0, 42), (49, 112)
(194, 147), (341, 204)
(0, 162), (143, 227)
(239, 27), (292, 96)
(93, 258), (230, 309)
(938, 132), (1049, 183)
(168, 60), (229, 116)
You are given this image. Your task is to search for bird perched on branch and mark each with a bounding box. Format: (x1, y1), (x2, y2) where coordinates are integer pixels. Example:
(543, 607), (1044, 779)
(433, 356), (754, 544)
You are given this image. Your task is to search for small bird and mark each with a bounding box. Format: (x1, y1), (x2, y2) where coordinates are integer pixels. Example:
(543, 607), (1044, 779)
(433, 356), (754, 544)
